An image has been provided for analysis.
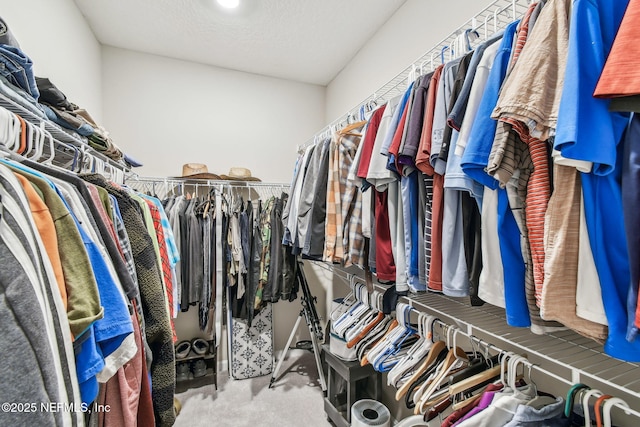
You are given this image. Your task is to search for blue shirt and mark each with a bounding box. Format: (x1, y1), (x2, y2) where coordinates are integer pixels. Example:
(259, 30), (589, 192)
(497, 189), (530, 327)
(402, 170), (422, 292)
(554, 0), (640, 362)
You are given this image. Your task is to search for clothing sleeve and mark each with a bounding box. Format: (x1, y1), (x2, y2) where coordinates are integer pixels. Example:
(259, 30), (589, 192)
(554, 0), (628, 175)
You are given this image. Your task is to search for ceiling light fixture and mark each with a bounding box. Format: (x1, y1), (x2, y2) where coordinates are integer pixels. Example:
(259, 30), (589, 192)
(217, 0), (240, 9)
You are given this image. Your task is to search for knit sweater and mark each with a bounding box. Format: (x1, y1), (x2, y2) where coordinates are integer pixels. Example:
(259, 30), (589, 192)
(83, 174), (175, 426)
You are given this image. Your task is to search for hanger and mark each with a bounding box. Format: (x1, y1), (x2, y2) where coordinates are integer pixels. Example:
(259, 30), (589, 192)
(395, 321), (448, 401)
(354, 313), (395, 363)
(594, 395), (614, 427)
(369, 304), (419, 372)
(23, 120), (38, 160)
(508, 354), (532, 393)
(360, 317), (400, 367)
(344, 295), (379, 342)
(447, 340), (503, 409)
(0, 108), (16, 151)
(364, 303), (407, 364)
(338, 119), (367, 135)
(332, 282), (370, 337)
(414, 327), (470, 414)
(42, 127), (56, 166)
(582, 388), (604, 427)
(440, 46), (451, 65)
(345, 291), (385, 347)
(387, 314), (437, 388)
(407, 64), (417, 87)
(565, 383), (590, 418)
(602, 397), (631, 427)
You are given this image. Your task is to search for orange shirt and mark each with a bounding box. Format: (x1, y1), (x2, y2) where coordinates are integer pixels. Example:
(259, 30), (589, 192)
(14, 173), (68, 310)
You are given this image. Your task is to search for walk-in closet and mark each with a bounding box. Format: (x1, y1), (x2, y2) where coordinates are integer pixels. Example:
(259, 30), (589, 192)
(1, 0), (640, 426)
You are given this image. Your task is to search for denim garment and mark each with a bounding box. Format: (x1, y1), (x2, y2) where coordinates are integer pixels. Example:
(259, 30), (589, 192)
(622, 114), (640, 340)
(0, 44), (39, 99)
(42, 104), (94, 136)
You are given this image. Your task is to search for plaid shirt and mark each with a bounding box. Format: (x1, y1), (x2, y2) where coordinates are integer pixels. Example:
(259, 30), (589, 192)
(342, 130), (366, 267)
(324, 124), (366, 264)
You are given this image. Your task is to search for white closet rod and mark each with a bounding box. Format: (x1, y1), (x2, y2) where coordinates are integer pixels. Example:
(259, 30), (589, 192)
(0, 94), (129, 175)
(126, 175), (289, 188)
(297, 0), (529, 153)
(125, 175), (290, 198)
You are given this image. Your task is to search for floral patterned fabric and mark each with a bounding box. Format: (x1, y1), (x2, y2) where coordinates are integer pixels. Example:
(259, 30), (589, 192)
(230, 302), (273, 379)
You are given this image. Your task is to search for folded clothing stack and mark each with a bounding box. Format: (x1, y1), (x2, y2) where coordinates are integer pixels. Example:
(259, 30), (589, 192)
(36, 77), (125, 162)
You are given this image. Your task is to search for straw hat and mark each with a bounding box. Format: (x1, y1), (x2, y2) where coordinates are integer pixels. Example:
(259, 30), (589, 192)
(178, 163), (221, 180)
(220, 167), (261, 182)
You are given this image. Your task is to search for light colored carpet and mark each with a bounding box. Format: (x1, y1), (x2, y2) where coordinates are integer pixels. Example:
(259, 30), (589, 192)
(174, 349), (331, 427)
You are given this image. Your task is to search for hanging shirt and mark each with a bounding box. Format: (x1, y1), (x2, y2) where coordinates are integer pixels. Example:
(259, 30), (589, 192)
(302, 139), (331, 259)
(541, 164), (608, 341)
(358, 104), (388, 186)
(367, 95), (402, 191)
(0, 165), (78, 427)
(415, 65), (444, 175)
(284, 146), (314, 249)
(374, 188), (395, 281)
(448, 32), (503, 132)
(454, 40), (502, 159)
(555, 0), (640, 362)
(401, 170), (421, 291)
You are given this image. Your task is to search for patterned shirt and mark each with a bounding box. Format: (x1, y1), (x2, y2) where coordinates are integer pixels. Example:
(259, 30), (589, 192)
(325, 123), (365, 265)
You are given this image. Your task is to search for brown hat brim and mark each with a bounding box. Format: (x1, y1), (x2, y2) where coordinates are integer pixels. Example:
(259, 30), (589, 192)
(219, 175), (261, 182)
(173, 173), (222, 180)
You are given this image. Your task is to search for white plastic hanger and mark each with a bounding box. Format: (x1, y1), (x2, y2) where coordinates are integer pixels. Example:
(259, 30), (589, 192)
(582, 388), (604, 427)
(602, 397), (631, 427)
(387, 313), (436, 387)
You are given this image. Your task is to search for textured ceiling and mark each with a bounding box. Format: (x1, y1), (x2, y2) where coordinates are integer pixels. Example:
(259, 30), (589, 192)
(74, 0), (407, 85)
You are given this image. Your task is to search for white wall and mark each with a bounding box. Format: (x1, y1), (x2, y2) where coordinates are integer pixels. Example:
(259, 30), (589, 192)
(0, 0), (103, 120)
(101, 45), (326, 352)
(325, 0), (487, 120)
(101, 46), (325, 183)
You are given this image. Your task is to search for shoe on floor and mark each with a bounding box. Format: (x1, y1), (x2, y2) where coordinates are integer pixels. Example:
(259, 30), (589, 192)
(192, 338), (209, 355)
(193, 360), (207, 378)
(176, 362), (189, 382)
(175, 341), (191, 359)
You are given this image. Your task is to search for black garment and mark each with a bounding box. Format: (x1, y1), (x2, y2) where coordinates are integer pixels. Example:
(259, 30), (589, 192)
(239, 204), (250, 268)
(282, 245), (298, 302)
(35, 77), (73, 110)
(246, 201), (263, 325)
(264, 196), (283, 302)
(205, 202), (217, 333)
(224, 209), (244, 319)
(462, 193), (484, 306)
(188, 199), (204, 305)
(178, 198), (190, 311)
